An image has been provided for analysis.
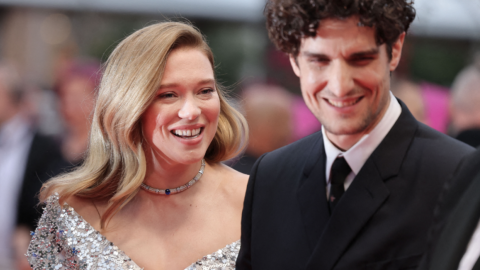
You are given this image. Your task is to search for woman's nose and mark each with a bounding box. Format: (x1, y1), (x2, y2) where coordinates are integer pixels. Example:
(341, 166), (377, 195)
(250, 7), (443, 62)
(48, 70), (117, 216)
(178, 97), (201, 120)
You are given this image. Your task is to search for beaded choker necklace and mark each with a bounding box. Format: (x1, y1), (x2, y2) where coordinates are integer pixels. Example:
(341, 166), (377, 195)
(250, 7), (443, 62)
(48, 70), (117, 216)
(140, 159), (205, 195)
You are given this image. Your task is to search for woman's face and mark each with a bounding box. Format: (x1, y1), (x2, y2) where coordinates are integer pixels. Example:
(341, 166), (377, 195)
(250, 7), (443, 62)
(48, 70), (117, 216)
(142, 47), (220, 165)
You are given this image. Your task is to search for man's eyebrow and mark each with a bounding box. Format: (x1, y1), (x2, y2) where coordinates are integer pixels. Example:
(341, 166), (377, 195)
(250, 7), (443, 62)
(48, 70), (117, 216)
(301, 48), (379, 59)
(158, 79), (215, 90)
(302, 51), (330, 59)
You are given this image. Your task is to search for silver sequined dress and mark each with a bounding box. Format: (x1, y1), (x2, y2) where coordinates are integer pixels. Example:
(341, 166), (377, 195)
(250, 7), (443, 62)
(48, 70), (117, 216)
(26, 194), (240, 270)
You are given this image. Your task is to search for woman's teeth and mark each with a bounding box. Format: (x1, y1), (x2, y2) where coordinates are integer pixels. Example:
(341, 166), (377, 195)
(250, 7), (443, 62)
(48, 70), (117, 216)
(173, 128), (202, 138)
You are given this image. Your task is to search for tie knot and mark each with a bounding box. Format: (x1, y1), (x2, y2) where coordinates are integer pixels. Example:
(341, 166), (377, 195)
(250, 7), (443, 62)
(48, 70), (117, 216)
(330, 157), (352, 185)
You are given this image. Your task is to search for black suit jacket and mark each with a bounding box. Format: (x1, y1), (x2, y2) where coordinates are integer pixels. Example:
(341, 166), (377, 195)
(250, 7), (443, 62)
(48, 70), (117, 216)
(237, 102), (474, 270)
(456, 129), (480, 148)
(419, 148), (480, 270)
(231, 153), (258, 175)
(16, 132), (65, 230)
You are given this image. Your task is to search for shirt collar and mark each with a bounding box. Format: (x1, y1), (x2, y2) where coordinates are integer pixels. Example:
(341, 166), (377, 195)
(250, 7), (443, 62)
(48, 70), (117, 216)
(323, 92), (402, 182)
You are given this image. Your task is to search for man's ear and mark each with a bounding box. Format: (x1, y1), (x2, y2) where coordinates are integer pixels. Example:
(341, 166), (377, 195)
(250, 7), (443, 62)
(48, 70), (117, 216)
(389, 32), (406, 71)
(289, 54), (301, 77)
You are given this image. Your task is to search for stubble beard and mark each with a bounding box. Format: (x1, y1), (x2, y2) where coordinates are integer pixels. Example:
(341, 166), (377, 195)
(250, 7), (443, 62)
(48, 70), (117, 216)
(318, 92), (390, 136)
(320, 110), (374, 136)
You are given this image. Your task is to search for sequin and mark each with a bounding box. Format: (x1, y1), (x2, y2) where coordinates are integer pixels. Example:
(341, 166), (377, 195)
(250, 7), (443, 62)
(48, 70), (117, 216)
(26, 194), (240, 270)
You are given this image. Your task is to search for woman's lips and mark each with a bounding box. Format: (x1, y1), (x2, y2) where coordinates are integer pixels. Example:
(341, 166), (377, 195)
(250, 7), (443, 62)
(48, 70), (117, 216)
(171, 127), (203, 139)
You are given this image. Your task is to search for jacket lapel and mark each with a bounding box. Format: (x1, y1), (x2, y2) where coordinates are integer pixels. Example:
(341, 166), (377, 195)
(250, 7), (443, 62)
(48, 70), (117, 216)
(430, 171), (480, 270)
(306, 158), (390, 269)
(296, 133), (331, 251)
(306, 100), (419, 269)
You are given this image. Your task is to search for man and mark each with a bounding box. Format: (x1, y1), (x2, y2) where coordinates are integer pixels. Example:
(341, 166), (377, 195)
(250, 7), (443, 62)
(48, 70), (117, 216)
(418, 147), (480, 270)
(0, 64), (64, 268)
(236, 0), (474, 269)
(449, 59), (480, 147)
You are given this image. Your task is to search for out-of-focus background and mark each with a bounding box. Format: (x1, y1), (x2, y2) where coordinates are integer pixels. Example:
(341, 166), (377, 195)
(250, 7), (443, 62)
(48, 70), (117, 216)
(0, 0), (479, 268)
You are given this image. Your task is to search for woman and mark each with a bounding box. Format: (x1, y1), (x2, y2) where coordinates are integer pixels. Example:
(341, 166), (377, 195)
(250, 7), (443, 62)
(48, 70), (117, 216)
(27, 22), (248, 270)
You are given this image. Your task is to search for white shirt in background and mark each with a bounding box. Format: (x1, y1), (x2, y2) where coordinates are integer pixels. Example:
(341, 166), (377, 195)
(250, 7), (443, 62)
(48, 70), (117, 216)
(0, 115), (34, 268)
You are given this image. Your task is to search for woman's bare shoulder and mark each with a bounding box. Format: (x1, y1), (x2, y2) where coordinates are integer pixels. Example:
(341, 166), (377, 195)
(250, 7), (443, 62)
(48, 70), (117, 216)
(217, 162), (248, 182)
(211, 163), (249, 204)
(65, 195), (105, 230)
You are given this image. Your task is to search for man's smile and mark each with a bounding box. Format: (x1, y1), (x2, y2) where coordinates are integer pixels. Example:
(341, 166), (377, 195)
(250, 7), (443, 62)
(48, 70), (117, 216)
(324, 96), (364, 108)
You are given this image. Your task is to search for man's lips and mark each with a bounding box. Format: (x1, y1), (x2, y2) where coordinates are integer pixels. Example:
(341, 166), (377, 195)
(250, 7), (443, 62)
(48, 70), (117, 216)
(324, 96), (364, 108)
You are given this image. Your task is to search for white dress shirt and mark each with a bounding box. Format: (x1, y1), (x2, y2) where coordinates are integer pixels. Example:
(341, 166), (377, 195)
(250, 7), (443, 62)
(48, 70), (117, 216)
(0, 115), (34, 267)
(458, 218), (480, 270)
(322, 92), (401, 197)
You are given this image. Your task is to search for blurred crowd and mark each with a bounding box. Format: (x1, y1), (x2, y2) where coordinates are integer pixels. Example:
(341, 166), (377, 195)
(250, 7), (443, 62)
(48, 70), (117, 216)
(391, 53), (480, 148)
(0, 44), (479, 270)
(0, 59), (100, 269)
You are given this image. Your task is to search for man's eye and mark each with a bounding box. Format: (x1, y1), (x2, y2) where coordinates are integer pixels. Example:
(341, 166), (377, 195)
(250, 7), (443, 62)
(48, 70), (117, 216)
(351, 57), (374, 65)
(309, 58), (329, 64)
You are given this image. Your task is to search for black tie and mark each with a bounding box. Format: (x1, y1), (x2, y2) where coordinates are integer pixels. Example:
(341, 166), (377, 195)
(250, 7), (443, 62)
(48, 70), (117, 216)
(329, 157), (351, 211)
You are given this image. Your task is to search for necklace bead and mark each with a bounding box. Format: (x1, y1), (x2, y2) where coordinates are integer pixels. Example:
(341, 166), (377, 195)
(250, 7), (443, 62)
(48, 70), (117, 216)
(141, 159), (205, 195)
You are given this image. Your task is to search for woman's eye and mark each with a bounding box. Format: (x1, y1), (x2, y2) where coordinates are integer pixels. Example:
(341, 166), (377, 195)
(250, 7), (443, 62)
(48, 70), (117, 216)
(200, 88), (214, 95)
(159, 92), (176, 99)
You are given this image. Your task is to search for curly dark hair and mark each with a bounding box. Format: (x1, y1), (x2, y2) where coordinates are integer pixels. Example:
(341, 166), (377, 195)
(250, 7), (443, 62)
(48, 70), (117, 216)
(265, 0), (416, 58)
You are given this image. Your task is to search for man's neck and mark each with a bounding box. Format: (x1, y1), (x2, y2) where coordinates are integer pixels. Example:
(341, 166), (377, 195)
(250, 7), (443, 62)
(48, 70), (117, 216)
(325, 132), (365, 152)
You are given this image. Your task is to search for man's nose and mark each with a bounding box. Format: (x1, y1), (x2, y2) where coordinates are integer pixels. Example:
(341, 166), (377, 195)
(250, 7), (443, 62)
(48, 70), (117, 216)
(178, 97), (201, 120)
(328, 61), (354, 97)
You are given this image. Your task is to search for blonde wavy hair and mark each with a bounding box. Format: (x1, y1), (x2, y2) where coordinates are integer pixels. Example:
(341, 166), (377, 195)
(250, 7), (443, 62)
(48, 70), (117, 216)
(40, 22), (248, 228)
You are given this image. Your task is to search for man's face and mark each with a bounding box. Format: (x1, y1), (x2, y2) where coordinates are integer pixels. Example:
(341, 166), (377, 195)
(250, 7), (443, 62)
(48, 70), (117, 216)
(290, 17), (404, 149)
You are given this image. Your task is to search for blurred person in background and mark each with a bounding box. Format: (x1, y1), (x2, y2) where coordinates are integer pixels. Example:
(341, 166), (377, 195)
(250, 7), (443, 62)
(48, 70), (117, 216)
(232, 84), (293, 174)
(449, 56), (480, 147)
(0, 63), (64, 269)
(55, 60), (101, 164)
(392, 79), (427, 124)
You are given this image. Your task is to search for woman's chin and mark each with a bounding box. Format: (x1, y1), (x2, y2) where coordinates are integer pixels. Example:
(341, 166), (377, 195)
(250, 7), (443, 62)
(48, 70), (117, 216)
(168, 152), (206, 165)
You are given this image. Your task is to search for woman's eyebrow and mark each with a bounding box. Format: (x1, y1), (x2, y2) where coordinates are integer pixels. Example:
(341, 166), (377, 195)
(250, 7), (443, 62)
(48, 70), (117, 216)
(159, 79), (215, 90)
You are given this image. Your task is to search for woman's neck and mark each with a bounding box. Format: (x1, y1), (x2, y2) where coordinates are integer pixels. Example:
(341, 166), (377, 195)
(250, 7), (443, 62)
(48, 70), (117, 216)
(142, 152), (204, 190)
